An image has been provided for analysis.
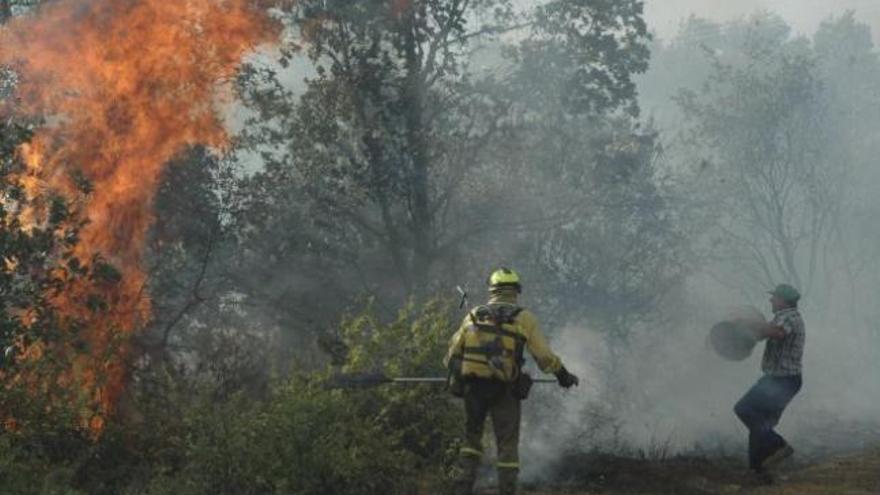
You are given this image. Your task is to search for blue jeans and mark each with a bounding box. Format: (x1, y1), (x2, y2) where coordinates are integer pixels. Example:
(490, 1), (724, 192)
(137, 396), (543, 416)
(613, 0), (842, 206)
(734, 374), (802, 470)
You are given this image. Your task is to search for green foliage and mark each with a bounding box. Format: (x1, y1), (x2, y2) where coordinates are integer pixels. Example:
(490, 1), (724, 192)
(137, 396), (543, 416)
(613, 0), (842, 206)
(340, 298), (460, 466)
(519, 121), (690, 340)
(0, 388), (91, 495)
(515, 0), (650, 117)
(144, 298), (460, 495)
(0, 298), (461, 495)
(0, 436), (87, 495)
(148, 385), (414, 495)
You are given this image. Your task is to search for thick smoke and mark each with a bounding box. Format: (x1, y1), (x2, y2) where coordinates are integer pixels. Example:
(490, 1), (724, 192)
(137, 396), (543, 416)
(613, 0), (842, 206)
(644, 0), (880, 45)
(511, 8), (880, 476)
(218, 2), (880, 477)
(516, 276), (880, 481)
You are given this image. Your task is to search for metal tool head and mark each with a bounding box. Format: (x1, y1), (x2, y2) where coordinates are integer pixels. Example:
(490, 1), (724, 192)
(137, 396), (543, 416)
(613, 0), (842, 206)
(456, 284), (469, 309)
(709, 320), (759, 361)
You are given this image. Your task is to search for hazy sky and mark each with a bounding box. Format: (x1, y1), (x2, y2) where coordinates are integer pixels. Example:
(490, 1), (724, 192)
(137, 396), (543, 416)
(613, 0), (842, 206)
(644, 0), (880, 43)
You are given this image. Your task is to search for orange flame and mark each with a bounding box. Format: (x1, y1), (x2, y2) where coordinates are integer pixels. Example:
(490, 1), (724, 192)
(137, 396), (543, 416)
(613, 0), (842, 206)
(0, 0), (280, 431)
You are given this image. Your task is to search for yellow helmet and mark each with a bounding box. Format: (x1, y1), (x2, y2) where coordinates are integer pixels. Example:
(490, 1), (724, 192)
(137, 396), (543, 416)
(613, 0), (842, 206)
(488, 267), (522, 292)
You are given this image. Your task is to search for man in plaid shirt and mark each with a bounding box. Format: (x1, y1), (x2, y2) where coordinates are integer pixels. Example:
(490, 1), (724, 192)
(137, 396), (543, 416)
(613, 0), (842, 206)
(734, 284), (805, 482)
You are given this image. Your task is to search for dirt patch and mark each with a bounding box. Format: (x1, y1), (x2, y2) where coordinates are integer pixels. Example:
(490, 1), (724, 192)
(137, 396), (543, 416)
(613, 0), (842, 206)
(504, 447), (880, 494)
(750, 448), (880, 495)
(523, 453), (745, 494)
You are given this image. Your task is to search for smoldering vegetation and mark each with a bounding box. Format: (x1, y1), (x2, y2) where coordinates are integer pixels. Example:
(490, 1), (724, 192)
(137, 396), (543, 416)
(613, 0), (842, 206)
(2, 1), (880, 494)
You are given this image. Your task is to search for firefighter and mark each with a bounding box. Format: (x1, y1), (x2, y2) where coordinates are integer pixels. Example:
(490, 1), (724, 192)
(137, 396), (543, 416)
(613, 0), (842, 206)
(444, 267), (579, 495)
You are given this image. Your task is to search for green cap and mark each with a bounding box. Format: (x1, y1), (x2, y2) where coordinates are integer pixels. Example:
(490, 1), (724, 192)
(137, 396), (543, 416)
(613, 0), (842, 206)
(768, 284), (800, 304)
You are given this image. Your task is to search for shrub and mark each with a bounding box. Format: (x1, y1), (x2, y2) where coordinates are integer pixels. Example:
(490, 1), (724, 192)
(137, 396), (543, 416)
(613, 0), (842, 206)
(140, 297), (462, 495)
(0, 298), (462, 494)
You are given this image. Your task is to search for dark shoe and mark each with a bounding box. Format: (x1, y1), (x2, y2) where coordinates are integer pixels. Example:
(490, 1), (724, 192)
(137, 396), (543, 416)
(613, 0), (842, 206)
(449, 480), (475, 495)
(762, 444), (794, 469)
(497, 468), (518, 495)
(449, 456), (480, 495)
(749, 469), (775, 486)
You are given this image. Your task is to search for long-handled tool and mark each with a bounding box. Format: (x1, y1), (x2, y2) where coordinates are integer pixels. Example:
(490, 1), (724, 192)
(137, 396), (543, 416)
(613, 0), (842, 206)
(326, 372), (556, 389)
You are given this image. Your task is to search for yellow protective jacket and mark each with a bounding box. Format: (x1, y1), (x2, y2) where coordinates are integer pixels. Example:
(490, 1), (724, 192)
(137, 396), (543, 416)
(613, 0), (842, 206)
(443, 294), (563, 382)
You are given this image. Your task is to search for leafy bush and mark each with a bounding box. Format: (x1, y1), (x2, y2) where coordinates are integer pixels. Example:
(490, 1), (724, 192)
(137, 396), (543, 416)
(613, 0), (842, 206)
(132, 298), (461, 495)
(0, 298), (462, 495)
(340, 298), (461, 471)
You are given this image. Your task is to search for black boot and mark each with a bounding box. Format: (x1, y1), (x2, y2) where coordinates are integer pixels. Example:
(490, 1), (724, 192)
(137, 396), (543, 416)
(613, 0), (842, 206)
(450, 455), (480, 495)
(497, 467), (518, 495)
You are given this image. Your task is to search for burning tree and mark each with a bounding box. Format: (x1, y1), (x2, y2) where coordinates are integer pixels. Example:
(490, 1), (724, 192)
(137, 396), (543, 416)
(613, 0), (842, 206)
(0, 119), (121, 432)
(0, 0), (280, 432)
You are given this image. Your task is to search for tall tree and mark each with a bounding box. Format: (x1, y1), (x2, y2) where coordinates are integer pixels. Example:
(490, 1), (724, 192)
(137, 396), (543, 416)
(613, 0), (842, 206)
(676, 13), (843, 298)
(233, 0), (652, 334)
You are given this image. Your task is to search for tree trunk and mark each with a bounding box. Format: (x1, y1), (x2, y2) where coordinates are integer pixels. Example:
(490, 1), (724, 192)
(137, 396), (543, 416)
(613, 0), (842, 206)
(0, 0), (12, 24)
(401, 5), (432, 293)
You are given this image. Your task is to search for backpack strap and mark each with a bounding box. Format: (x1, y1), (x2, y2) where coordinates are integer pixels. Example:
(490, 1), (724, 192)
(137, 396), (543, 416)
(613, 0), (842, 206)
(467, 305), (528, 368)
(508, 308), (527, 368)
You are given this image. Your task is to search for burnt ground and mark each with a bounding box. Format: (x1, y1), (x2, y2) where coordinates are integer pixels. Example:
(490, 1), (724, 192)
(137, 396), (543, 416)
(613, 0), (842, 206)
(519, 419), (880, 494)
(525, 453), (747, 494)
(515, 448), (880, 494)
(456, 421), (880, 495)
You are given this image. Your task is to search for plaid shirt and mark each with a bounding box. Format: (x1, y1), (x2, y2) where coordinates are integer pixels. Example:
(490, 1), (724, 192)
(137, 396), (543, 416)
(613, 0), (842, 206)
(762, 307), (805, 376)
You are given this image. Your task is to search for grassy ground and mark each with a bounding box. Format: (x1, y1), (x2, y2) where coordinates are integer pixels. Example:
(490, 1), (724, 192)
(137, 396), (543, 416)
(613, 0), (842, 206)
(503, 447), (880, 494)
(750, 448), (880, 495)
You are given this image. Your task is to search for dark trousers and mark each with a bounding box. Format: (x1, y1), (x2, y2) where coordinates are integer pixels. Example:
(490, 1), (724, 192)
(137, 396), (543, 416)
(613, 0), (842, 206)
(454, 378), (520, 495)
(734, 374), (802, 470)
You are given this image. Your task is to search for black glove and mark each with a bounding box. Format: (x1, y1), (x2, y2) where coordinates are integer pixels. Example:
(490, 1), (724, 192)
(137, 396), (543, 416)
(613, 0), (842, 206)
(555, 366), (579, 389)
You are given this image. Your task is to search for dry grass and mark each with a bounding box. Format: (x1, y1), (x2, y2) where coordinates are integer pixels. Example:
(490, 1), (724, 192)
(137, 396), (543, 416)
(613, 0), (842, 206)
(750, 448), (880, 495)
(509, 447), (880, 495)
